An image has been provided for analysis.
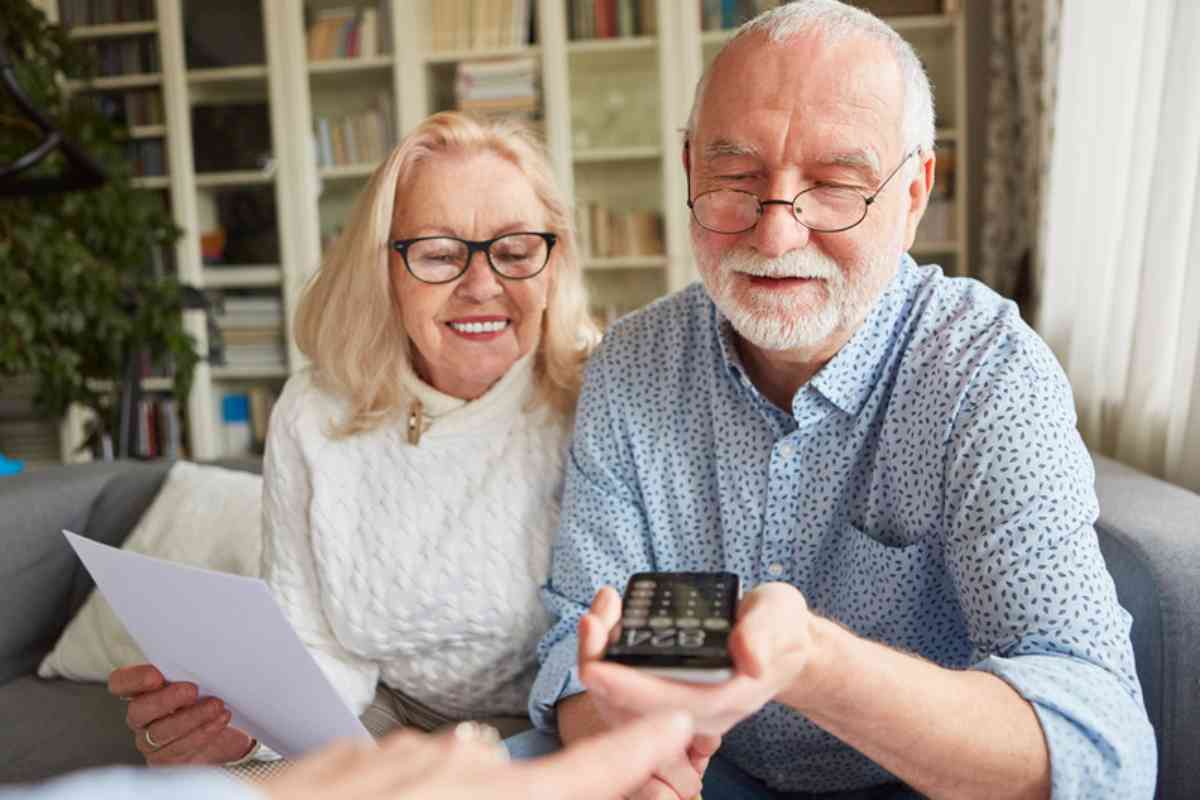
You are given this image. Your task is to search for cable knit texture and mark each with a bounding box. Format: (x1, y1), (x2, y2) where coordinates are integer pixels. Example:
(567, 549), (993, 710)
(261, 353), (566, 721)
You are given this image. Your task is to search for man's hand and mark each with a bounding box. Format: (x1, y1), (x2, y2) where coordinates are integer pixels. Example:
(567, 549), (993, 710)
(262, 711), (697, 800)
(578, 582), (824, 739)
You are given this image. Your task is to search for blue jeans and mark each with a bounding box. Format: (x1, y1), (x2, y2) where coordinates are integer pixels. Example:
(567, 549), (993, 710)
(502, 729), (923, 800)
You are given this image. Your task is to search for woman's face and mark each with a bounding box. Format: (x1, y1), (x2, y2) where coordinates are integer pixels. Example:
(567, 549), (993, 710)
(390, 151), (554, 400)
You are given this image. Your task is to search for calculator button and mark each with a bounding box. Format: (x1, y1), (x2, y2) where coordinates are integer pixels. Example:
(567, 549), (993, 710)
(648, 616), (673, 629)
(632, 580), (656, 590)
(676, 617), (700, 628)
(622, 615), (647, 628)
(703, 618), (730, 631)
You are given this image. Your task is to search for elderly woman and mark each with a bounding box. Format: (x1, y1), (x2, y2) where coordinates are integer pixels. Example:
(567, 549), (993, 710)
(107, 111), (598, 765)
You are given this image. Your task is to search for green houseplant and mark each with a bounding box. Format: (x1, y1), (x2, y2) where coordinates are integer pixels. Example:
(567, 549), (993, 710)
(0, 1), (200, 456)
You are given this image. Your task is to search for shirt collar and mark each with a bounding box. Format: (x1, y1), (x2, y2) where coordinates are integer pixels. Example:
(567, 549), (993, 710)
(809, 254), (917, 417)
(710, 254), (919, 420)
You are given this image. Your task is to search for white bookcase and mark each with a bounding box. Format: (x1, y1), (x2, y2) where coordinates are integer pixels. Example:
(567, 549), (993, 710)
(46, 0), (970, 462)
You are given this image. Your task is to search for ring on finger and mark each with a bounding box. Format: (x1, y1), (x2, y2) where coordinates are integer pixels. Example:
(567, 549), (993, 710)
(144, 727), (163, 750)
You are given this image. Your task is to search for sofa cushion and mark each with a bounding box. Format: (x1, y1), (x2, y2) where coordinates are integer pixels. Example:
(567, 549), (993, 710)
(37, 461), (264, 683)
(0, 676), (142, 783)
(0, 461), (171, 687)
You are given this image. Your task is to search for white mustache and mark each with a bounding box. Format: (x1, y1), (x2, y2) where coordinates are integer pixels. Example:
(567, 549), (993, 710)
(722, 250), (839, 281)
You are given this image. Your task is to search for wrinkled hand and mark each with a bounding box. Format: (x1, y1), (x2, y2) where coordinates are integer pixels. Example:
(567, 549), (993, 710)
(579, 583), (819, 741)
(261, 711), (696, 800)
(108, 664), (254, 765)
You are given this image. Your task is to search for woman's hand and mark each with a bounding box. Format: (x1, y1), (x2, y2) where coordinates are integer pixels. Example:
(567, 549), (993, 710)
(107, 664), (255, 765)
(262, 711), (696, 800)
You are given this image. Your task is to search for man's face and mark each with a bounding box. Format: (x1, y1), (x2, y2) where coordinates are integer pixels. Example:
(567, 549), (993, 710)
(688, 31), (926, 356)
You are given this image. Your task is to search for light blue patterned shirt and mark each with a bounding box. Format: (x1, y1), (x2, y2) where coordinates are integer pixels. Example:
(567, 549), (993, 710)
(530, 257), (1156, 797)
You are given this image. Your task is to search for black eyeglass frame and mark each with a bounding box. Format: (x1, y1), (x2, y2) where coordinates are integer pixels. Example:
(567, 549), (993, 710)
(686, 148), (920, 235)
(390, 232), (558, 285)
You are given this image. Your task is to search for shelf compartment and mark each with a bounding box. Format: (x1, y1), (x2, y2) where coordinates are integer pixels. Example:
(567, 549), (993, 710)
(211, 365), (289, 380)
(187, 65), (270, 84)
(128, 124), (167, 138)
(568, 36), (657, 55)
(203, 266), (283, 289)
(584, 256), (668, 271)
(573, 146), (662, 163)
(424, 45), (541, 65)
(67, 21), (159, 40)
(130, 176), (170, 189)
(309, 56), (394, 74)
(194, 170), (275, 188)
(65, 73), (162, 91)
(318, 163), (379, 180)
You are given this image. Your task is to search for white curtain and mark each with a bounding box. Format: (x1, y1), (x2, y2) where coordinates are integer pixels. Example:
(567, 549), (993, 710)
(1038, 1), (1200, 492)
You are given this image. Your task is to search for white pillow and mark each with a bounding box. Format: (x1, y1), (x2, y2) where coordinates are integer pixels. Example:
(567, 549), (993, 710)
(38, 461), (264, 682)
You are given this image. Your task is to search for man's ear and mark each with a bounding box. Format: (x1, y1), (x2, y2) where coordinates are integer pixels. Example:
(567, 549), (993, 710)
(902, 148), (936, 250)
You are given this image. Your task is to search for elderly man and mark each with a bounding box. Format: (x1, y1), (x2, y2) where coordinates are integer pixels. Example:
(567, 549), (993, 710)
(525, 2), (1156, 799)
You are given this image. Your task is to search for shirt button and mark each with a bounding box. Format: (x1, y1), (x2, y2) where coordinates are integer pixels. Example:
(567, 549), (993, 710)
(778, 443), (795, 458)
(767, 562), (784, 577)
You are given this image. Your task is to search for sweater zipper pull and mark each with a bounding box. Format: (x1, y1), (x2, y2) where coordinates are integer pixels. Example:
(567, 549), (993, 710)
(407, 399), (425, 445)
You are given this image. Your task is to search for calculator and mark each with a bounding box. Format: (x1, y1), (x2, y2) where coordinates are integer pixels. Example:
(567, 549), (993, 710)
(602, 571), (740, 683)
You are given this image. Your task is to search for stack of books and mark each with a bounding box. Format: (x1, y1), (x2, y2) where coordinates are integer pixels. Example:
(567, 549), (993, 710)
(314, 93), (395, 168)
(79, 37), (160, 77)
(575, 205), (664, 259)
(454, 57), (539, 118)
(429, 0), (533, 52)
(59, 0), (154, 26)
(125, 139), (165, 177)
(213, 294), (287, 370)
(306, 5), (383, 61)
(568, 0), (659, 39)
(135, 396), (182, 460)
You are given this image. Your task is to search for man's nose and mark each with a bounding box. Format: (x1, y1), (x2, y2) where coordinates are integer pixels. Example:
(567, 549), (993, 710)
(455, 250), (503, 301)
(747, 195), (811, 258)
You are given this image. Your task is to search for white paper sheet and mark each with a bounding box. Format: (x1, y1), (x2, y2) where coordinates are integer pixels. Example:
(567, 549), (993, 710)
(63, 530), (372, 758)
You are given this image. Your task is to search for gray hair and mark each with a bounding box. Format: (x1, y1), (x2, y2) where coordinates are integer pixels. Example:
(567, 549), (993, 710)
(686, 0), (936, 157)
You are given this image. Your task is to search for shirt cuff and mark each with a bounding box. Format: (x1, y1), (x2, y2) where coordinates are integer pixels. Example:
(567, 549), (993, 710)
(972, 653), (1156, 799)
(528, 635), (587, 733)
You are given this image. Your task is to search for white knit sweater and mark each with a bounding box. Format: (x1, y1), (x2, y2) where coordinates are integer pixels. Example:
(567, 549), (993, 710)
(260, 354), (567, 721)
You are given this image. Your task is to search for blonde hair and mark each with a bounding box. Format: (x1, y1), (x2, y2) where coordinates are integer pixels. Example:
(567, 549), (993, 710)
(294, 112), (599, 437)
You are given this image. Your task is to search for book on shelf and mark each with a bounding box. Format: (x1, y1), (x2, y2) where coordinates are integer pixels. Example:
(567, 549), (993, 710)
(576, 204), (664, 259)
(569, 0), (658, 39)
(430, 0), (533, 52)
(132, 396), (182, 460)
(75, 36), (160, 78)
(58, 0), (155, 27)
(306, 4), (383, 60)
(314, 92), (393, 168)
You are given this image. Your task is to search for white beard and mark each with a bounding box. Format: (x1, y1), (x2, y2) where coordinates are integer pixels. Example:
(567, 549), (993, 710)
(698, 246), (883, 352)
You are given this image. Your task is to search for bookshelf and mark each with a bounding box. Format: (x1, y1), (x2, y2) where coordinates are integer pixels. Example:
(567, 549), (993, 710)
(44, 0), (972, 462)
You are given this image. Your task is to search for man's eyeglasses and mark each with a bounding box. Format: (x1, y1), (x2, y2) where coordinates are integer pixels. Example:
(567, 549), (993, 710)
(390, 232), (557, 285)
(687, 149), (918, 235)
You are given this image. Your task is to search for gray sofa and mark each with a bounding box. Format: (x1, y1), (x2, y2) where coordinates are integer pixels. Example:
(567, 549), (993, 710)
(2, 457), (1198, 798)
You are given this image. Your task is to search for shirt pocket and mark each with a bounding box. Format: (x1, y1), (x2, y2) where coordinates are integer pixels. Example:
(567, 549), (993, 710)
(805, 522), (965, 658)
